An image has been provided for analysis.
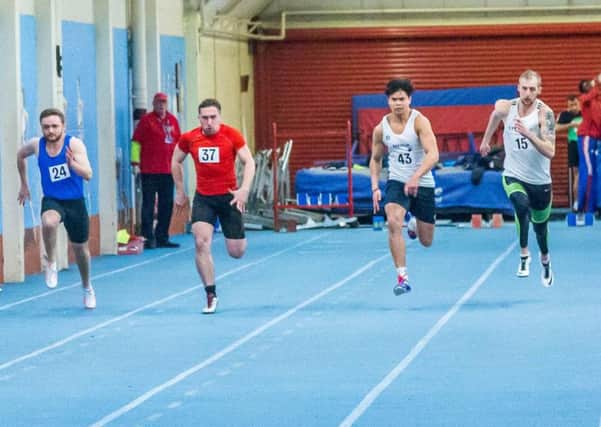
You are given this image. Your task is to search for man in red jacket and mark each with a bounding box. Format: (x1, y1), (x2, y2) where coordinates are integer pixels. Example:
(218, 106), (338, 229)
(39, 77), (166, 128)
(577, 76), (601, 213)
(131, 92), (181, 249)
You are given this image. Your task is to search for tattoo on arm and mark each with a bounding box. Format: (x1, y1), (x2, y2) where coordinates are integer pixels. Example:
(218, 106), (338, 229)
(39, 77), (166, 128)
(543, 109), (556, 145)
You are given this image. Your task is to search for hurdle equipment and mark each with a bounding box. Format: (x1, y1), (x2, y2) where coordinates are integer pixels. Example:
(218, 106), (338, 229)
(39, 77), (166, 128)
(271, 121), (357, 231)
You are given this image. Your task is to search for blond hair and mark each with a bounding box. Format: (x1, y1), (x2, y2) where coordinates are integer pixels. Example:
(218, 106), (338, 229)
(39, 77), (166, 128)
(519, 69), (542, 86)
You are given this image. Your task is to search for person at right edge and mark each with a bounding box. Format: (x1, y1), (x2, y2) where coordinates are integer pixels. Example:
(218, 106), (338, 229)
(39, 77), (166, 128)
(480, 70), (556, 287)
(576, 75), (601, 214)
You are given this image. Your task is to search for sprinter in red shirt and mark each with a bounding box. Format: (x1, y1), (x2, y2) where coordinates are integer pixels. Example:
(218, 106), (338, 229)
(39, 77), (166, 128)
(172, 98), (255, 314)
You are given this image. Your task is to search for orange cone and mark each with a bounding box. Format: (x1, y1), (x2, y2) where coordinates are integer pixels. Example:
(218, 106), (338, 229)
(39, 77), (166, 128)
(471, 214), (482, 228)
(492, 213), (504, 228)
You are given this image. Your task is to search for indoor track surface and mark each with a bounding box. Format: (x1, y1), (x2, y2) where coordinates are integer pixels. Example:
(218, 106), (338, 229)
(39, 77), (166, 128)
(1, 222), (599, 426)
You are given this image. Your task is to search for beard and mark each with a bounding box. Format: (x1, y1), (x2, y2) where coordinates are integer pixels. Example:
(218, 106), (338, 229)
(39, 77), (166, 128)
(44, 132), (63, 143)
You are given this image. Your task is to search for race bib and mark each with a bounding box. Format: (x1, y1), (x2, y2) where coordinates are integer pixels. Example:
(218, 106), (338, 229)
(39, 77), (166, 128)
(198, 147), (220, 163)
(48, 163), (71, 182)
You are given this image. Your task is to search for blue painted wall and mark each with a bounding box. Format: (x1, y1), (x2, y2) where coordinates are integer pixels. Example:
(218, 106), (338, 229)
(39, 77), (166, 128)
(20, 14), (40, 230)
(1, 25), (183, 237)
(160, 35), (185, 130)
(113, 28), (132, 221)
(61, 21), (99, 216)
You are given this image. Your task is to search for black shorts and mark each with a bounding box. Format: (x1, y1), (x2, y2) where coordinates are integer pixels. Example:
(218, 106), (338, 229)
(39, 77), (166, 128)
(384, 180), (436, 224)
(191, 193), (245, 239)
(502, 176), (552, 211)
(568, 141), (579, 167)
(41, 197), (89, 243)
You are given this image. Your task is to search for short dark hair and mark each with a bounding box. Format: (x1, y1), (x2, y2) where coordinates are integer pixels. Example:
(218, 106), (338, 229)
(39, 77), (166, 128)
(39, 108), (65, 124)
(385, 79), (414, 97)
(578, 79), (591, 94)
(567, 94), (578, 102)
(198, 98), (221, 112)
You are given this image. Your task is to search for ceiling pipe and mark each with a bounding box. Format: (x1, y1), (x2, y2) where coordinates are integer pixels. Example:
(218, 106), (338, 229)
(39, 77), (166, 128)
(198, 4), (601, 41)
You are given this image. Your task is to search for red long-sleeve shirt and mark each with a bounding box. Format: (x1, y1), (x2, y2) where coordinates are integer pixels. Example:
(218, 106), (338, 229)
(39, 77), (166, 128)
(578, 86), (601, 139)
(132, 111), (181, 174)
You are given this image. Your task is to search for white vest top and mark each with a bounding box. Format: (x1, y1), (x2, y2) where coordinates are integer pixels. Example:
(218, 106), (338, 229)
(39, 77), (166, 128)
(382, 109), (435, 188)
(502, 99), (552, 184)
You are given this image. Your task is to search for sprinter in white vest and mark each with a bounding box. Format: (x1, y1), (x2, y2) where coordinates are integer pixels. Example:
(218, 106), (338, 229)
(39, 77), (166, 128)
(480, 70), (556, 287)
(370, 79), (439, 296)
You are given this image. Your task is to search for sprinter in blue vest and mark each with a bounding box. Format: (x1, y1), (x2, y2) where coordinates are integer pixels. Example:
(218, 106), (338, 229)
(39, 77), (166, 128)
(17, 108), (96, 309)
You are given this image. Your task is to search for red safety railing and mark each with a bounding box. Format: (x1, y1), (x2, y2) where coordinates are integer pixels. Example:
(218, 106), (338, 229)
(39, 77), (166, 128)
(272, 120), (355, 229)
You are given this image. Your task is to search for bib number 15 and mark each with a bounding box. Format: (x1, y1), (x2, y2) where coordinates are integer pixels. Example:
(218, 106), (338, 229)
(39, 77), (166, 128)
(515, 137), (529, 150)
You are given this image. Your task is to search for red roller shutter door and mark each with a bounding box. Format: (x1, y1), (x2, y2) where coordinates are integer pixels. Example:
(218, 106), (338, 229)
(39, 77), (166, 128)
(254, 23), (601, 207)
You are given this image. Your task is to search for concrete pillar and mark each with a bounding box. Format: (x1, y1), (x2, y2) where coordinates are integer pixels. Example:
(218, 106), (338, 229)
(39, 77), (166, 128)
(145, 0), (161, 98)
(132, 0), (148, 115)
(183, 11), (200, 199)
(35, 0), (69, 271)
(0, 0), (25, 282)
(95, 0), (118, 255)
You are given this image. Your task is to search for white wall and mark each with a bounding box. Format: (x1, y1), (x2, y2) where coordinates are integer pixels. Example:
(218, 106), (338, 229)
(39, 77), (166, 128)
(158, 0), (183, 36)
(60, 0), (94, 23)
(112, 0), (128, 28)
(17, 0), (35, 14)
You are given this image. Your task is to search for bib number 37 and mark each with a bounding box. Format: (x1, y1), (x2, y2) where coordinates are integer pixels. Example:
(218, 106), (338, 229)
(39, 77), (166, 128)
(199, 147), (220, 163)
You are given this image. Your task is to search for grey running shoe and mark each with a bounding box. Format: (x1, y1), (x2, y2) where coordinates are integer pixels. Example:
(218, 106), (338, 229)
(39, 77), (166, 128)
(393, 275), (411, 296)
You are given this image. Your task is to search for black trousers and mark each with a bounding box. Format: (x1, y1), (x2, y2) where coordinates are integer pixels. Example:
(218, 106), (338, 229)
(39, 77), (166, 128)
(141, 173), (174, 244)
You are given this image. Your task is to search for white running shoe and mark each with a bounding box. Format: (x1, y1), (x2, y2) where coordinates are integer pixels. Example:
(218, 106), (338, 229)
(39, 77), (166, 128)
(44, 256), (58, 289)
(83, 286), (96, 309)
(202, 293), (218, 314)
(517, 254), (531, 277)
(541, 262), (553, 288)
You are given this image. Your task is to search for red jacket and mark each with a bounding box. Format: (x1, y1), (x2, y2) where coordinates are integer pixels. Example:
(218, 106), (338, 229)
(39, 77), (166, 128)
(578, 86), (601, 139)
(132, 111), (181, 174)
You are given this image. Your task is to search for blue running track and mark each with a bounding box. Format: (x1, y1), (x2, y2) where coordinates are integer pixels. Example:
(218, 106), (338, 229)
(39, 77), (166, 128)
(0, 222), (599, 426)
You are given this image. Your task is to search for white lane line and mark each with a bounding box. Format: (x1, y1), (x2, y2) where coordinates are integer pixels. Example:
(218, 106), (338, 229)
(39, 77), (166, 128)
(339, 241), (517, 427)
(146, 413), (162, 421)
(89, 253), (389, 427)
(0, 246), (194, 311)
(0, 235), (325, 372)
(183, 389), (199, 397)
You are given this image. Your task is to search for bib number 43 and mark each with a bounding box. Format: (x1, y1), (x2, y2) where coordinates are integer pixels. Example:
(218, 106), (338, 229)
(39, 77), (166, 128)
(397, 152), (413, 165)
